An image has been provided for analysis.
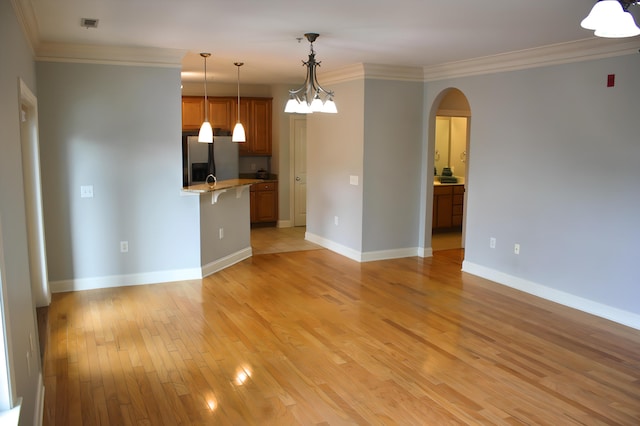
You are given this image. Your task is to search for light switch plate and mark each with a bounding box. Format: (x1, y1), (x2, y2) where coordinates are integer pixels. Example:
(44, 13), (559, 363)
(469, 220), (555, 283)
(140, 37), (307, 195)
(349, 175), (359, 186)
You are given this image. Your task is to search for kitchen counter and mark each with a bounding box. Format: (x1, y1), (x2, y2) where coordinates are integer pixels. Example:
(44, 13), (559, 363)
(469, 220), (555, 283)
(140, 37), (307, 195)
(182, 178), (263, 193)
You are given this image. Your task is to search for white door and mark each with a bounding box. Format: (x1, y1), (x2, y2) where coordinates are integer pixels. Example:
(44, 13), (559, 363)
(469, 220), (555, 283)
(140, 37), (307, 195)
(293, 118), (307, 226)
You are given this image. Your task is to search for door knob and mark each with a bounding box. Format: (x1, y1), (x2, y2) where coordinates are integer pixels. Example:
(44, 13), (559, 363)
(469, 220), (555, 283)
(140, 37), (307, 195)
(295, 176), (301, 181)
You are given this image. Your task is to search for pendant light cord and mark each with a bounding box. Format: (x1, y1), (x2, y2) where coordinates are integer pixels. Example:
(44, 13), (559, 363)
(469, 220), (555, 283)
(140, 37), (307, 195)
(234, 62), (243, 122)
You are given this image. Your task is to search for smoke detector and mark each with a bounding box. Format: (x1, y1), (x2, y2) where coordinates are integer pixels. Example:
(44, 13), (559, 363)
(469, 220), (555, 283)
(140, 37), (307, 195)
(81, 18), (99, 29)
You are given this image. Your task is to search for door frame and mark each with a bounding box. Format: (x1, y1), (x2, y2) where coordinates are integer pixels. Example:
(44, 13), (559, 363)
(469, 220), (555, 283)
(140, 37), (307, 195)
(19, 79), (50, 307)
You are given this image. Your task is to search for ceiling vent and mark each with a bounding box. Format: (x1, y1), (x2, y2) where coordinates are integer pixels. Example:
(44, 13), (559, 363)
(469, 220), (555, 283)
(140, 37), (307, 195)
(81, 18), (99, 29)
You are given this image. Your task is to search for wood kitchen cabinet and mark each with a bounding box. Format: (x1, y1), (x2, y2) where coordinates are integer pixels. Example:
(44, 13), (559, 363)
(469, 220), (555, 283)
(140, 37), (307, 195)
(433, 184), (464, 231)
(237, 98), (272, 156)
(182, 96), (272, 155)
(181, 97), (205, 130)
(250, 181), (278, 225)
(181, 96), (234, 132)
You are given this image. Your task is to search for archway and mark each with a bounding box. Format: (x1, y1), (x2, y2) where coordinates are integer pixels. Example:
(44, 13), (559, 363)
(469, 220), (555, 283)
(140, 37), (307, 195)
(428, 88), (471, 253)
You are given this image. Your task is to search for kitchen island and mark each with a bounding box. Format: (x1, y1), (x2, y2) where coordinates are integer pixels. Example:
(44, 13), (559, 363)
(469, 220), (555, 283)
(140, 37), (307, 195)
(183, 178), (262, 277)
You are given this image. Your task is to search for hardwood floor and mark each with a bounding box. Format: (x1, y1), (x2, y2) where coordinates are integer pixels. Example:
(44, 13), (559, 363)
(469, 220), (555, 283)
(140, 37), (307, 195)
(42, 249), (640, 425)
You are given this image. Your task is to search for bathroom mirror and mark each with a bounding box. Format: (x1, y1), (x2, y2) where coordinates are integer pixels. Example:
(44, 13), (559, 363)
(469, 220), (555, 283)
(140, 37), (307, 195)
(435, 116), (467, 179)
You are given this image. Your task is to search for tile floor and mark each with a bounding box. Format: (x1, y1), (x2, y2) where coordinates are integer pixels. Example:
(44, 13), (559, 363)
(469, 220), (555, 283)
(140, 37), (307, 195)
(251, 226), (322, 255)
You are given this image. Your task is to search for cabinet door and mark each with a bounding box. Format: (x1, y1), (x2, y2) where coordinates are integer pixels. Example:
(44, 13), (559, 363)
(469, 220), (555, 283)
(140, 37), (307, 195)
(249, 99), (272, 156)
(255, 190), (277, 222)
(182, 97), (204, 130)
(208, 98), (234, 132)
(435, 194), (453, 228)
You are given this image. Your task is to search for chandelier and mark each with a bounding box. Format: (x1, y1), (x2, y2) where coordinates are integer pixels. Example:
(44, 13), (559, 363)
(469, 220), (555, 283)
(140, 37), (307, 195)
(284, 33), (337, 114)
(581, 0), (640, 38)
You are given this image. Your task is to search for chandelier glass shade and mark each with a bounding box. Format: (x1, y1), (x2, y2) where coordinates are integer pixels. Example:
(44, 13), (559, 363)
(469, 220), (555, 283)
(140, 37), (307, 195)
(198, 53), (213, 143)
(232, 62), (246, 142)
(285, 33), (337, 114)
(581, 0), (640, 38)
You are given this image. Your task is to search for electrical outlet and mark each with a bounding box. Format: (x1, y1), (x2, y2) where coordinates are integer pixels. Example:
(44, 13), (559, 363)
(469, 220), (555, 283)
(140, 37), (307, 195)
(334, 216), (339, 226)
(251, 163), (256, 171)
(80, 185), (94, 198)
(219, 228), (224, 239)
(514, 243), (520, 255)
(120, 241), (129, 253)
(489, 237), (496, 249)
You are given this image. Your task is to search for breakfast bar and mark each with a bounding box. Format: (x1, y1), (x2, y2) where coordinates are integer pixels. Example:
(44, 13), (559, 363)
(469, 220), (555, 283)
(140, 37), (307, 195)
(182, 178), (262, 277)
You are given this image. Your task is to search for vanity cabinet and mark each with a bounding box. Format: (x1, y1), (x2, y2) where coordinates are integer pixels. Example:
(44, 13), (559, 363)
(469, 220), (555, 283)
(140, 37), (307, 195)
(433, 184), (464, 231)
(250, 181), (278, 224)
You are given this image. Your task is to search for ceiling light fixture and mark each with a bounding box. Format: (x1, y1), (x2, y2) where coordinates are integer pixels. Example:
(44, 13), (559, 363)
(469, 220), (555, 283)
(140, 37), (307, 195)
(581, 0), (640, 38)
(284, 33), (337, 114)
(232, 62), (246, 143)
(198, 53), (213, 143)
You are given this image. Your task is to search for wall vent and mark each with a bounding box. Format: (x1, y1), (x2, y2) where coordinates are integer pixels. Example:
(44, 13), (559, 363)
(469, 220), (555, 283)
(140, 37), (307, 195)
(81, 18), (99, 29)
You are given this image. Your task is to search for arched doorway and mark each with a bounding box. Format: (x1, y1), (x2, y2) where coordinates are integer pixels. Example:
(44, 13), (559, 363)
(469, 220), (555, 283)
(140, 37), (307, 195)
(429, 88), (471, 253)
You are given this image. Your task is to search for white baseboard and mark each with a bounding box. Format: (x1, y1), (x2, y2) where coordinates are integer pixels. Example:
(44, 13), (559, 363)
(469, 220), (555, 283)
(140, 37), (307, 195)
(50, 267), (202, 293)
(361, 247), (420, 262)
(306, 232), (362, 261)
(35, 373), (44, 426)
(305, 232), (423, 263)
(462, 261), (640, 331)
(418, 247), (433, 258)
(50, 247), (253, 292)
(277, 220), (293, 228)
(201, 247), (252, 278)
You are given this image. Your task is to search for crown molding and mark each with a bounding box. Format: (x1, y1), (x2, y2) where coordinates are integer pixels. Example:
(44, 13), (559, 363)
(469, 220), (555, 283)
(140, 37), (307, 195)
(10, 0), (39, 53)
(35, 43), (187, 68)
(423, 37), (640, 82)
(322, 63), (424, 85)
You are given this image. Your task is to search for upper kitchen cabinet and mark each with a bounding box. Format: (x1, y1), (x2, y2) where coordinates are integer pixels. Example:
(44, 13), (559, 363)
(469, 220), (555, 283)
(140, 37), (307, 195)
(181, 97), (205, 130)
(208, 98), (234, 132)
(236, 98), (272, 157)
(182, 96), (272, 156)
(181, 96), (234, 133)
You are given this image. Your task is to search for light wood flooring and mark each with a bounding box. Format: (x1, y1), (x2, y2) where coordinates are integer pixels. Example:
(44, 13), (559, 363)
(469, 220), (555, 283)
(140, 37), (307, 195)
(41, 246), (640, 425)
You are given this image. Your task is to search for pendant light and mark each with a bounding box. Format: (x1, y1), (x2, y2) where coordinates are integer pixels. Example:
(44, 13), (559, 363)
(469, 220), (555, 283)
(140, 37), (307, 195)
(198, 53), (213, 143)
(232, 62), (246, 143)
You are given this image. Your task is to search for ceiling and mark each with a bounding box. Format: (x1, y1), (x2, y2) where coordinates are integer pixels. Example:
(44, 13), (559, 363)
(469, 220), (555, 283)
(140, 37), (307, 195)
(16, 0), (639, 85)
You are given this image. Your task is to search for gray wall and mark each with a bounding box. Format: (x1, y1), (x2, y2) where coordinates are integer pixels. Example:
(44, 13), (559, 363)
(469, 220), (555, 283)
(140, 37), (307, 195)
(362, 79), (424, 253)
(0, 0), (43, 423)
(426, 53), (640, 318)
(307, 79), (365, 253)
(36, 61), (201, 285)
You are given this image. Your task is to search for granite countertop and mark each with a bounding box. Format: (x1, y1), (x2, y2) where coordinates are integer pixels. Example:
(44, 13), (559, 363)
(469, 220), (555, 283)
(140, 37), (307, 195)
(182, 178), (263, 193)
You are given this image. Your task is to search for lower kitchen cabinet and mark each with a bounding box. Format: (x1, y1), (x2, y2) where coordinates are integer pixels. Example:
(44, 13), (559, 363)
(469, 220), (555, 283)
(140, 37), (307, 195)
(433, 184), (464, 231)
(250, 181), (278, 224)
